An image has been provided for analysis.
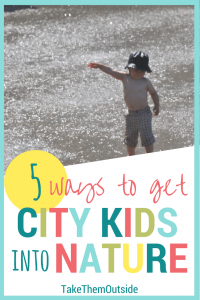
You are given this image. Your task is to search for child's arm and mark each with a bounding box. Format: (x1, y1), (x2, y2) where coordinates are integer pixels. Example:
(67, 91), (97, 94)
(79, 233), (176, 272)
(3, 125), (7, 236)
(147, 79), (159, 116)
(151, 92), (159, 116)
(88, 62), (125, 81)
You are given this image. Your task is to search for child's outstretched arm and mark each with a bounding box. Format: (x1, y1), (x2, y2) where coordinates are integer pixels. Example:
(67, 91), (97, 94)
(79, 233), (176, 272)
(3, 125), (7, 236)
(88, 62), (125, 81)
(147, 79), (159, 116)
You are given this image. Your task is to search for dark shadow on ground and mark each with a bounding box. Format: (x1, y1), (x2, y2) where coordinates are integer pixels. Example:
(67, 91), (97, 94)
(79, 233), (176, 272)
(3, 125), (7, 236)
(4, 5), (37, 12)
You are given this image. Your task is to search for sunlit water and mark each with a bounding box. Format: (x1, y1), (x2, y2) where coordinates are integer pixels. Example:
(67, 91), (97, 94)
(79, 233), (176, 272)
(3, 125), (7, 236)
(4, 5), (194, 171)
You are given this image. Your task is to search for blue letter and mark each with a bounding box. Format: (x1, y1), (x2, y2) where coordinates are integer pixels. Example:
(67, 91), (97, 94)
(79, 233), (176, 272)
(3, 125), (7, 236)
(158, 208), (177, 237)
(69, 208), (90, 237)
(18, 208), (37, 237)
(80, 244), (101, 273)
(12, 250), (19, 271)
(147, 244), (167, 273)
(102, 208), (122, 237)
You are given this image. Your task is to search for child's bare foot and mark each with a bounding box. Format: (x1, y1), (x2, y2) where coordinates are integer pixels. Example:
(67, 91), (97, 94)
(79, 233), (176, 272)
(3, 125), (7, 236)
(145, 144), (153, 153)
(127, 145), (135, 156)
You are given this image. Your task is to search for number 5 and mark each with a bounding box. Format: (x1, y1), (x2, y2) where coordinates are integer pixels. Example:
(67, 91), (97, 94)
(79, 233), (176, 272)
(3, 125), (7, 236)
(30, 164), (41, 201)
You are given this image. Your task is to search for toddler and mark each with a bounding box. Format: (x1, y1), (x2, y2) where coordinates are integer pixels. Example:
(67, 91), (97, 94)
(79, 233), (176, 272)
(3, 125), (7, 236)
(88, 51), (159, 155)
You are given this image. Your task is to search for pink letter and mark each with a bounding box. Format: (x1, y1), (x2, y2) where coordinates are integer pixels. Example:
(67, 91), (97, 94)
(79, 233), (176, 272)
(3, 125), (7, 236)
(56, 244), (77, 273)
(170, 244), (187, 273)
(49, 208), (68, 237)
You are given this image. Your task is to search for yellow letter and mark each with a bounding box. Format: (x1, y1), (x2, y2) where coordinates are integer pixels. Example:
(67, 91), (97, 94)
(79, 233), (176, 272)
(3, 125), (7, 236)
(123, 244), (143, 273)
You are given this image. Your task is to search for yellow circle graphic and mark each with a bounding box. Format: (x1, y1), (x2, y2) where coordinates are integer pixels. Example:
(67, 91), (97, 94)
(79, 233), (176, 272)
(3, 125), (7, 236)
(4, 150), (67, 213)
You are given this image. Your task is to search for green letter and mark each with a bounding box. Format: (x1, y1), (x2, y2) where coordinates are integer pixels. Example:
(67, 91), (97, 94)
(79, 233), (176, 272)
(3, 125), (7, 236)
(102, 244), (121, 272)
(136, 208), (154, 237)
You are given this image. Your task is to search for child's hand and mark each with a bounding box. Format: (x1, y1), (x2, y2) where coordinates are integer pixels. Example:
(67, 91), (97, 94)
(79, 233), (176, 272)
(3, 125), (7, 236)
(153, 106), (159, 116)
(88, 62), (99, 69)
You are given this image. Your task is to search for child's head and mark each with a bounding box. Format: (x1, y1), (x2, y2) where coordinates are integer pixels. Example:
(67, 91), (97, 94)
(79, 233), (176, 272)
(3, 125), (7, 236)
(125, 51), (152, 76)
(128, 68), (145, 80)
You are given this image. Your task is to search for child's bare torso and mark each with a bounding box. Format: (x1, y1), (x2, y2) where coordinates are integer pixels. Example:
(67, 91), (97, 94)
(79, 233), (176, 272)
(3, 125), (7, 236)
(123, 74), (152, 111)
(87, 62), (158, 114)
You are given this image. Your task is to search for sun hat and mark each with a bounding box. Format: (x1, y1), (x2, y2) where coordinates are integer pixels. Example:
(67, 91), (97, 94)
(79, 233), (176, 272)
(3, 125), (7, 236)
(125, 51), (152, 73)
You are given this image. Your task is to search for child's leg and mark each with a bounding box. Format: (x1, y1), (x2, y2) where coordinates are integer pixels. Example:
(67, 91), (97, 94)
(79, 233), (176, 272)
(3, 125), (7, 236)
(127, 145), (136, 156)
(139, 107), (155, 154)
(124, 110), (138, 156)
(145, 144), (153, 153)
